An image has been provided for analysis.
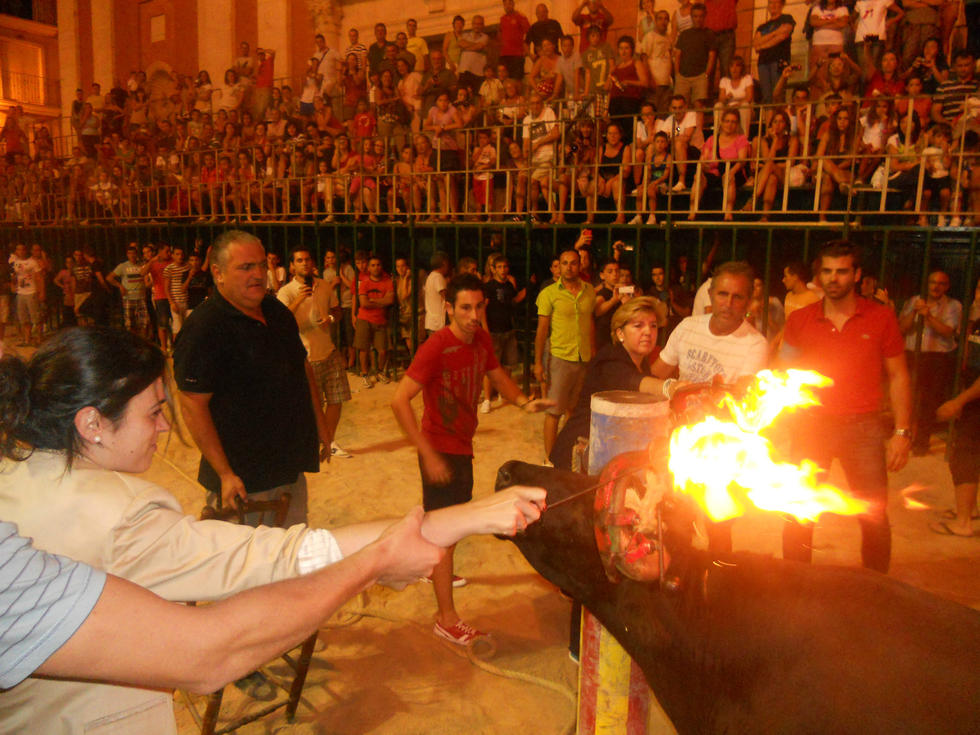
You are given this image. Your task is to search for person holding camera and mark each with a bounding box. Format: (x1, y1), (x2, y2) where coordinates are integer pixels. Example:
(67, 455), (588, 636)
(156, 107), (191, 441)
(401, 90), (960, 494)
(752, 0), (796, 104)
(853, 0), (903, 84)
(278, 245), (351, 460)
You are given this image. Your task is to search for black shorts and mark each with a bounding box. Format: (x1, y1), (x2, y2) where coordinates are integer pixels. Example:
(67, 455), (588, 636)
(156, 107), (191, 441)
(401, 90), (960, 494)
(154, 298), (172, 327)
(950, 400), (980, 485)
(419, 452), (473, 511)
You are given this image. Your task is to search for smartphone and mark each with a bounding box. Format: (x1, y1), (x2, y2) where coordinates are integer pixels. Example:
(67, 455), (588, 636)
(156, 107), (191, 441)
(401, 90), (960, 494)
(304, 274), (314, 288)
(619, 285), (635, 296)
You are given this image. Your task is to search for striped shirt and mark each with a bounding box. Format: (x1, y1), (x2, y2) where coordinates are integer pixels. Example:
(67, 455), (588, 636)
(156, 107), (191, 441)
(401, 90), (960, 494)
(934, 75), (979, 121)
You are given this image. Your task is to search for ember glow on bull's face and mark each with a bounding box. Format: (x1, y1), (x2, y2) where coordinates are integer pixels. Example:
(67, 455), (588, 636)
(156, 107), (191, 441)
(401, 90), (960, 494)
(668, 370), (869, 523)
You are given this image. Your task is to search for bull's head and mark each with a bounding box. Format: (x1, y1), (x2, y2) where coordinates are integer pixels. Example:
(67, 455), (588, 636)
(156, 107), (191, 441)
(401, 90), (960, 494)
(495, 457), (701, 596)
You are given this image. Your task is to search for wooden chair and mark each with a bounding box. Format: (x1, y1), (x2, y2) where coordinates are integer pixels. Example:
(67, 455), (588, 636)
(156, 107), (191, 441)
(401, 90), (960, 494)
(180, 494), (319, 735)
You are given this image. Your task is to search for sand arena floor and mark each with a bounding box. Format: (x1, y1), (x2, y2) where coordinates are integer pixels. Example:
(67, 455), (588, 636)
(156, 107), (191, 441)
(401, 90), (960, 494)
(139, 373), (980, 735)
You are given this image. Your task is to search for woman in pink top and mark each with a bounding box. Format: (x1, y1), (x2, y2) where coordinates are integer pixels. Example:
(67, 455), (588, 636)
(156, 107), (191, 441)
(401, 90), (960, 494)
(690, 110), (749, 221)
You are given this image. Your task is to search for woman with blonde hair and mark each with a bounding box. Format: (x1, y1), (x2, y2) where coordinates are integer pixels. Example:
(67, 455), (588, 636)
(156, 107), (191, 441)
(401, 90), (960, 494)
(549, 296), (673, 470)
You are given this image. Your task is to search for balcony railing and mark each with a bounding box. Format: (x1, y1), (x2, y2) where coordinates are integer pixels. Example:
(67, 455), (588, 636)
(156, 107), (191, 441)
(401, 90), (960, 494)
(1, 70), (59, 107)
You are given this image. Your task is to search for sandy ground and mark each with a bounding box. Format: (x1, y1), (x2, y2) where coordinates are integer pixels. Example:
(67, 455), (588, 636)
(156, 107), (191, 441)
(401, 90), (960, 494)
(139, 371), (980, 735)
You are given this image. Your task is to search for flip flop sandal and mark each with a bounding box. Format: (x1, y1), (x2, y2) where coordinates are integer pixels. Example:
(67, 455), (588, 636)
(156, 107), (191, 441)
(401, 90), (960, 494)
(929, 521), (979, 538)
(939, 508), (980, 521)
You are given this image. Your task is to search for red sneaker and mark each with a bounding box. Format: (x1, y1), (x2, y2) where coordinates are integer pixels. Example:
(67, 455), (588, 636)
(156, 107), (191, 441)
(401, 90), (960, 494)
(433, 620), (488, 646)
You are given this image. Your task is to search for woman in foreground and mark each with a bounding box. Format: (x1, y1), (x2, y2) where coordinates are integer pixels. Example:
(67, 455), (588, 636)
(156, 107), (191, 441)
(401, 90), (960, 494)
(0, 327), (544, 733)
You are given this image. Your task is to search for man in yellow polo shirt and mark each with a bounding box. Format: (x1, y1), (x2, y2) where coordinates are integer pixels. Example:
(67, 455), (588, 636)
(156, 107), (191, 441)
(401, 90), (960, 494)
(534, 248), (596, 459)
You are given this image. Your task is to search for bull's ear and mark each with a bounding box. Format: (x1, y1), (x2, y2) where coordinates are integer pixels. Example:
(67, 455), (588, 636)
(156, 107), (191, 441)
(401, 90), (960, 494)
(494, 461), (518, 491)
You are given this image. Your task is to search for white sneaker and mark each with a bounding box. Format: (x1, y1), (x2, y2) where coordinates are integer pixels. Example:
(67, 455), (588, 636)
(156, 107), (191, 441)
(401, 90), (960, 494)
(331, 442), (352, 458)
(377, 372), (391, 384)
(937, 215), (948, 227)
(646, 213), (658, 225)
(361, 375), (373, 389)
(628, 214), (643, 225)
(480, 399), (491, 414)
(950, 216), (962, 227)
(671, 181), (687, 192)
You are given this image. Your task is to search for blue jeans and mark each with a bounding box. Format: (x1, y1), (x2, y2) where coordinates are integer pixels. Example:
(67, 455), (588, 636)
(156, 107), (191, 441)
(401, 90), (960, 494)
(757, 61), (781, 104)
(782, 412), (891, 573)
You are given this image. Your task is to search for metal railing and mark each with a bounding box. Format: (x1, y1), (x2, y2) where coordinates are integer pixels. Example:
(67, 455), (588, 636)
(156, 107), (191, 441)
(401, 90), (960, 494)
(2, 94), (978, 228)
(0, 70), (59, 107)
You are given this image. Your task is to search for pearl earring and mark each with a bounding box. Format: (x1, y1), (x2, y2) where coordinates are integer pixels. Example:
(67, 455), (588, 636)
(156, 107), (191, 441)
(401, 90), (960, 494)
(94, 436), (102, 444)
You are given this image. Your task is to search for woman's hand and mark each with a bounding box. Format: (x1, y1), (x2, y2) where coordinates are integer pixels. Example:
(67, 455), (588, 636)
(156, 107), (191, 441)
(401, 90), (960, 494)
(420, 486), (548, 547)
(372, 507), (446, 589)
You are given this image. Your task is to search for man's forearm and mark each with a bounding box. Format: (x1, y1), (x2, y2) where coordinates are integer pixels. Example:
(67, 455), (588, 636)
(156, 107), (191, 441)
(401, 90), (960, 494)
(534, 317), (549, 366)
(178, 393), (235, 477)
(38, 544), (392, 694)
(889, 366), (912, 431)
(391, 393), (437, 460)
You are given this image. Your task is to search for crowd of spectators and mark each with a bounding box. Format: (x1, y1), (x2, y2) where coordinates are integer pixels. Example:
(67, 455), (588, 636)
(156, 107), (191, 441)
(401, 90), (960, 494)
(1, 0), (979, 226)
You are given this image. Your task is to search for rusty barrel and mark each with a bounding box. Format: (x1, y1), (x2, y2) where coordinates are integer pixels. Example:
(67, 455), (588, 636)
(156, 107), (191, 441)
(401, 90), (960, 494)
(578, 391), (672, 735)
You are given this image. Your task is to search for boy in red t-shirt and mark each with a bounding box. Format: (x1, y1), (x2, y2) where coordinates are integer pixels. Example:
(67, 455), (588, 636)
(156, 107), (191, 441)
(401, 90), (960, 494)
(391, 273), (552, 645)
(350, 99), (377, 141)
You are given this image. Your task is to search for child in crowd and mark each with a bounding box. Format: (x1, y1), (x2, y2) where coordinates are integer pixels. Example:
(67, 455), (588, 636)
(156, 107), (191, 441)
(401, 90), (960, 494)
(920, 123), (953, 226)
(478, 66), (503, 120)
(390, 144), (415, 218)
(350, 98), (377, 142)
(471, 129), (497, 219)
(631, 131), (671, 225)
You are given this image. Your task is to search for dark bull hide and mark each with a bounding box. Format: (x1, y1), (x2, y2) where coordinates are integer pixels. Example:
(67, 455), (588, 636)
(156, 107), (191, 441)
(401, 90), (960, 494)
(496, 460), (980, 735)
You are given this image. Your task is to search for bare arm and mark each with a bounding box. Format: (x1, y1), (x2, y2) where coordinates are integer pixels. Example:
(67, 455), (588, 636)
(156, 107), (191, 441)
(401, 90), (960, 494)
(391, 374), (450, 484)
(533, 314), (551, 382)
(651, 356), (678, 379)
(36, 513), (443, 693)
(486, 366), (552, 412)
(884, 352), (912, 472)
(177, 391), (246, 507)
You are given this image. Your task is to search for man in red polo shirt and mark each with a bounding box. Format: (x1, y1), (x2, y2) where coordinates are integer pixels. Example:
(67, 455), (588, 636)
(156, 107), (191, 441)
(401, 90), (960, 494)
(780, 240), (912, 574)
(499, 0), (531, 80)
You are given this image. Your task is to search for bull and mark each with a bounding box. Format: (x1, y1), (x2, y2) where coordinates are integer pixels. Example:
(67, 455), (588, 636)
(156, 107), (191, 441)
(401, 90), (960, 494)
(496, 459), (980, 735)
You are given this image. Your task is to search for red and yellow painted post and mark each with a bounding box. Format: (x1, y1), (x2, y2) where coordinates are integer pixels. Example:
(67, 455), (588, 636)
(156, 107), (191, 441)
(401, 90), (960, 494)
(578, 391), (674, 735)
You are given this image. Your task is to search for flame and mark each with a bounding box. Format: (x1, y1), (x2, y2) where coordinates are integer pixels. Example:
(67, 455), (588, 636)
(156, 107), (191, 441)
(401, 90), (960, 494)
(668, 370), (869, 523)
(899, 483), (932, 511)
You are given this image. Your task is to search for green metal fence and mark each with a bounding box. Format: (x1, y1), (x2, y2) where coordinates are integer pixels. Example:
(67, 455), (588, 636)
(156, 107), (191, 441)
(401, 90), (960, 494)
(2, 220), (979, 397)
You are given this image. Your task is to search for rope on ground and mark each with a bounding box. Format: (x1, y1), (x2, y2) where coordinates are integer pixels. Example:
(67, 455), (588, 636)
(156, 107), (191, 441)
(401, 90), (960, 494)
(324, 603), (577, 735)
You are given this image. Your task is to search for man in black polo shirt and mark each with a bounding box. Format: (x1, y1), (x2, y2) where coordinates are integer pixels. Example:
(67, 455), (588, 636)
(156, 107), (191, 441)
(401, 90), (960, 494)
(174, 230), (331, 527)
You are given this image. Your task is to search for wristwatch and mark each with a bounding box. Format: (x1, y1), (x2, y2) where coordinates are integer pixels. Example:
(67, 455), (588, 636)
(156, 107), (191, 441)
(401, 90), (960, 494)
(893, 428), (912, 438)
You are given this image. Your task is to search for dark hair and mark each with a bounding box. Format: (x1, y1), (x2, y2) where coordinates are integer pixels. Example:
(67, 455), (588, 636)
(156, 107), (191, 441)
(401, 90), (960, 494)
(600, 258), (619, 271)
(289, 244), (313, 262)
(446, 273), (486, 305)
(430, 250), (450, 270)
(0, 328), (166, 466)
(784, 260), (810, 282)
(819, 239), (861, 269)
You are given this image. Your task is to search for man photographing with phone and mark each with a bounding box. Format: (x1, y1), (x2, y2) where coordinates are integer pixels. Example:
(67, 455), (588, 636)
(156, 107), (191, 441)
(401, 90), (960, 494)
(278, 245), (352, 460)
